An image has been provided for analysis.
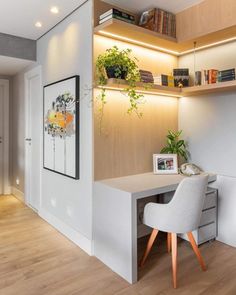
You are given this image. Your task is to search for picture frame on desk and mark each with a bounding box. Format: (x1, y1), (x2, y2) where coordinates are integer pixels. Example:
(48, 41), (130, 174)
(153, 154), (178, 174)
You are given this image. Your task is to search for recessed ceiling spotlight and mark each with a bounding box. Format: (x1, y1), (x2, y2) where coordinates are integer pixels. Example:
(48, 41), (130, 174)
(51, 6), (59, 14)
(35, 22), (42, 28)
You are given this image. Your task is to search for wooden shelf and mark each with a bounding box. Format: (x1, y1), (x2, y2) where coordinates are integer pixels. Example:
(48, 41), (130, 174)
(94, 18), (236, 55)
(182, 80), (236, 96)
(94, 19), (180, 55)
(96, 79), (236, 98)
(95, 79), (182, 97)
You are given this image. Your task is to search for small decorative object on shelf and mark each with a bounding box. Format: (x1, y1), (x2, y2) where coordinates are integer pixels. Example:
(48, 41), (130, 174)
(173, 68), (189, 88)
(99, 8), (135, 25)
(139, 8), (176, 38)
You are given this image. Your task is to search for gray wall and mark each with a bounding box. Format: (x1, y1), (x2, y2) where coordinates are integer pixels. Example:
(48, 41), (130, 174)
(0, 33), (36, 61)
(0, 75), (12, 191)
(11, 72), (25, 193)
(37, 0), (93, 250)
(179, 41), (236, 247)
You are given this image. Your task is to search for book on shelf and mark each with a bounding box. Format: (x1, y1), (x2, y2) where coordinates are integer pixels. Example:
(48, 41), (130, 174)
(161, 74), (168, 86)
(139, 8), (176, 38)
(153, 74), (173, 86)
(195, 71), (201, 86)
(168, 75), (174, 87)
(139, 70), (154, 83)
(218, 69), (235, 82)
(99, 14), (135, 25)
(208, 69), (218, 84)
(99, 8), (135, 21)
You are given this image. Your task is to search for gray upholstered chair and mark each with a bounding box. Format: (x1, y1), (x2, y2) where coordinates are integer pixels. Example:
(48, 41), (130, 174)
(140, 174), (209, 288)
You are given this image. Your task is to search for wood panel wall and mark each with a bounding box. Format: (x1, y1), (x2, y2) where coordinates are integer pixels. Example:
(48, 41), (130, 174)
(94, 35), (178, 180)
(176, 0), (236, 43)
(94, 90), (178, 180)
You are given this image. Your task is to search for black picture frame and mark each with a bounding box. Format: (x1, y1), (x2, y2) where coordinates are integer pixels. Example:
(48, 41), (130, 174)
(43, 75), (80, 179)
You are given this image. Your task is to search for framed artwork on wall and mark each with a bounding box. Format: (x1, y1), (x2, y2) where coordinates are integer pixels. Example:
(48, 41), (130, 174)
(153, 154), (178, 174)
(43, 75), (80, 179)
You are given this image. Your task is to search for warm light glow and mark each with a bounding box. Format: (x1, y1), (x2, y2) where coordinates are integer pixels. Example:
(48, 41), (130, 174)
(181, 37), (236, 55)
(51, 6), (59, 14)
(35, 22), (42, 28)
(96, 85), (182, 98)
(97, 31), (236, 57)
(98, 30), (180, 56)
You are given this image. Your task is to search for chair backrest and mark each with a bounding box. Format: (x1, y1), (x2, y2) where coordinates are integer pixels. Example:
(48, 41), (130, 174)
(168, 174), (209, 233)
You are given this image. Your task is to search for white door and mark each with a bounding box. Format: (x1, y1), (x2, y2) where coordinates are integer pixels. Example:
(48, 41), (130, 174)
(25, 67), (42, 211)
(0, 80), (9, 195)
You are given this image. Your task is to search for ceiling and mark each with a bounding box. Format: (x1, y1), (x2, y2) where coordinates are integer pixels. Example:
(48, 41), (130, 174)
(0, 56), (33, 76)
(103, 0), (204, 14)
(0, 0), (84, 40)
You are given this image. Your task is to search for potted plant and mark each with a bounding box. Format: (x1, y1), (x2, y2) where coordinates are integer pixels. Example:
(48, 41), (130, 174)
(95, 46), (144, 118)
(160, 130), (189, 163)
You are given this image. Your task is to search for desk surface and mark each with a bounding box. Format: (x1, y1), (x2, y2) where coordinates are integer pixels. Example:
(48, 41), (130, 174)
(97, 172), (217, 195)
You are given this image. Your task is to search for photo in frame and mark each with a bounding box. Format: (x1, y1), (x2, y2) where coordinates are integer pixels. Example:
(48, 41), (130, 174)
(153, 154), (178, 174)
(43, 76), (80, 179)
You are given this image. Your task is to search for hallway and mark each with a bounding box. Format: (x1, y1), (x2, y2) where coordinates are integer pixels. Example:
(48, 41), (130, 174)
(1, 196), (236, 295)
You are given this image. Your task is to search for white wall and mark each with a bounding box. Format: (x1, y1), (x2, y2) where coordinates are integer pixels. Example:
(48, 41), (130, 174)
(37, 0), (93, 253)
(179, 41), (236, 247)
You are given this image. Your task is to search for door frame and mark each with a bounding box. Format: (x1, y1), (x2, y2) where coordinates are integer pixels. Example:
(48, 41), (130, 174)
(24, 66), (42, 210)
(0, 79), (10, 194)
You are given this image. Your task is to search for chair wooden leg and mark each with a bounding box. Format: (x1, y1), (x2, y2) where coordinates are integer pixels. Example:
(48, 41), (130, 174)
(171, 233), (177, 289)
(187, 232), (207, 271)
(139, 229), (158, 267)
(167, 233), (171, 253)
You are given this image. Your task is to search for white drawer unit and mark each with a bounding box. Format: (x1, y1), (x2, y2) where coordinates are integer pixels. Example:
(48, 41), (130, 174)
(179, 187), (218, 245)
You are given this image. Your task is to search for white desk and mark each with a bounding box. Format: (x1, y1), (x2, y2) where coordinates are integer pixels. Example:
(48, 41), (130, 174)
(93, 172), (217, 284)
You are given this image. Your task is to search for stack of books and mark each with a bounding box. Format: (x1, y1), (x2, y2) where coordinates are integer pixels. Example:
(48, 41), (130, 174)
(139, 70), (154, 83)
(139, 8), (176, 38)
(198, 68), (235, 85)
(201, 69), (218, 85)
(153, 75), (174, 86)
(218, 69), (235, 82)
(173, 69), (189, 87)
(99, 8), (135, 25)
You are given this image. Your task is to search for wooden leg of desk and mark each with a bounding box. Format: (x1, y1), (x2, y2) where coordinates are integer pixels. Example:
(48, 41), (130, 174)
(187, 232), (207, 271)
(139, 229), (158, 267)
(171, 233), (177, 289)
(167, 233), (171, 253)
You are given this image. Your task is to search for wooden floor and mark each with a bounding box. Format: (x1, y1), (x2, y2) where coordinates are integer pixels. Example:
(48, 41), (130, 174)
(1, 196), (236, 295)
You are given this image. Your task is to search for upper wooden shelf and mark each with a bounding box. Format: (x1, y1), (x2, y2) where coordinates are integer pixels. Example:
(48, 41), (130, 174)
(94, 18), (236, 55)
(94, 19), (180, 55)
(95, 78), (236, 98)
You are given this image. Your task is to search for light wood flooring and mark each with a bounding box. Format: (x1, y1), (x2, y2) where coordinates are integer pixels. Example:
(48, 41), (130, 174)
(1, 195), (236, 295)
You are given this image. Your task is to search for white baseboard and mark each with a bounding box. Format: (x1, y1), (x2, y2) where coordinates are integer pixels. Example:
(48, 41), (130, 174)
(11, 186), (24, 202)
(39, 208), (92, 256)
